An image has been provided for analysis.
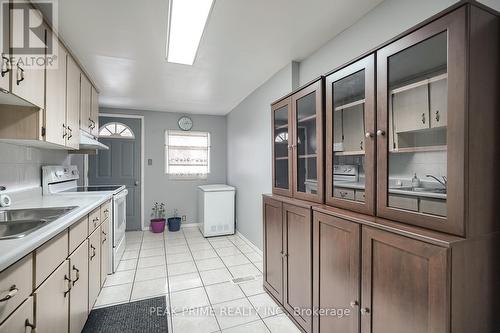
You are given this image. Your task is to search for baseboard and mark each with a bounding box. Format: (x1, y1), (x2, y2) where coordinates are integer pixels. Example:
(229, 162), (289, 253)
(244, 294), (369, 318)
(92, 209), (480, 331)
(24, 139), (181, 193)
(236, 230), (263, 256)
(181, 222), (200, 228)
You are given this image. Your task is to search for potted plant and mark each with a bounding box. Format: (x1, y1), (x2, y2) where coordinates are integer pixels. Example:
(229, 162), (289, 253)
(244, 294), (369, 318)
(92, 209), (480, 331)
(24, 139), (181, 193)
(150, 202), (166, 233)
(167, 209), (181, 232)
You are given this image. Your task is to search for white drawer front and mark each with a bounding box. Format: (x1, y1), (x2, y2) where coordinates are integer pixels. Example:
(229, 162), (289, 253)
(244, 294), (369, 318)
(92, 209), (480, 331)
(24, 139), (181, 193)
(0, 255), (33, 324)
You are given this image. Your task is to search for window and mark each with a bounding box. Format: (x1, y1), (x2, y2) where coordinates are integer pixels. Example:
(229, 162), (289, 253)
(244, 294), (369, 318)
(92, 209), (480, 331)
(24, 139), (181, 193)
(99, 122), (135, 139)
(165, 130), (210, 179)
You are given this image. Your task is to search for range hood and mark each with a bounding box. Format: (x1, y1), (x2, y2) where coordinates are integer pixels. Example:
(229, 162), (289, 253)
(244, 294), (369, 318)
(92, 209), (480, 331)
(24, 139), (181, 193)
(77, 131), (109, 151)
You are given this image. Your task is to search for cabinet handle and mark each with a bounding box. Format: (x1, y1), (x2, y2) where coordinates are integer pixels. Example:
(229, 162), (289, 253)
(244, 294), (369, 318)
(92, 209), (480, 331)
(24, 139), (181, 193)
(62, 124), (67, 138)
(376, 129), (385, 136)
(1, 54), (9, 77)
(0, 285), (18, 302)
(72, 265), (80, 286)
(16, 63), (24, 85)
(90, 244), (96, 260)
(67, 126), (73, 139)
(102, 230), (107, 244)
(25, 319), (36, 332)
(350, 301), (359, 308)
(364, 132), (374, 138)
(421, 112), (426, 124)
(360, 141), (363, 150)
(64, 275), (72, 297)
(435, 110), (440, 122)
(360, 307), (370, 315)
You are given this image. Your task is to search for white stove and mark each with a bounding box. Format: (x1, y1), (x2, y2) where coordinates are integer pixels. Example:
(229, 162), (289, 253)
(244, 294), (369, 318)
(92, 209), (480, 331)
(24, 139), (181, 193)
(42, 165), (127, 273)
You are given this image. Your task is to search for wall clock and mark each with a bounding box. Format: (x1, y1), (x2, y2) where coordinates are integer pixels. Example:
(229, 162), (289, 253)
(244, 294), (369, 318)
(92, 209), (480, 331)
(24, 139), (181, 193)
(178, 116), (193, 131)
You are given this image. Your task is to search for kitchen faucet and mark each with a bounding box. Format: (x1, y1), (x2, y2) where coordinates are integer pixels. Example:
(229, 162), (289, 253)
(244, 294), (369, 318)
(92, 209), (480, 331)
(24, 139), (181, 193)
(426, 175), (447, 188)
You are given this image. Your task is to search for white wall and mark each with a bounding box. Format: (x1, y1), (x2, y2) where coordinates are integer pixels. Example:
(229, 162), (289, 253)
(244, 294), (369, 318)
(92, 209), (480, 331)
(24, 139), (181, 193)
(226, 0), (475, 249)
(101, 107), (227, 228)
(226, 63), (297, 248)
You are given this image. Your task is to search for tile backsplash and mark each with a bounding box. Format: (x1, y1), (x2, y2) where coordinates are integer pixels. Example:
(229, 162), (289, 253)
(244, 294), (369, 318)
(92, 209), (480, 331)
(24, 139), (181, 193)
(389, 150), (447, 181)
(0, 143), (69, 192)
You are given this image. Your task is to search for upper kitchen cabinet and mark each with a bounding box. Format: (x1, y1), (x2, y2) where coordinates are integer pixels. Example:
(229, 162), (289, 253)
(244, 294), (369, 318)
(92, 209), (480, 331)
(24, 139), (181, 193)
(325, 55), (375, 215)
(376, 5), (500, 237)
(272, 78), (324, 203)
(66, 55), (81, 149)
(90, 86), (99, 137)
(9, 1), (45, 109)
(80, 74), (92, 135)
(272, 97), (293, 197)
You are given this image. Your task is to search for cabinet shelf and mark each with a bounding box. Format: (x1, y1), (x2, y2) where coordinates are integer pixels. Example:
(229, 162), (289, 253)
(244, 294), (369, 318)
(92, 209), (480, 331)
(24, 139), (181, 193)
(275, 124), (288, 130)
(390, 73), (448, 95)
(275, 156), (289, 160)
(334, 150), (365, 156)
(390, 145), (447, 153)
(297, 115), (316, 123)
(334, 99), (366, 111)
(298, 154), (317, 159)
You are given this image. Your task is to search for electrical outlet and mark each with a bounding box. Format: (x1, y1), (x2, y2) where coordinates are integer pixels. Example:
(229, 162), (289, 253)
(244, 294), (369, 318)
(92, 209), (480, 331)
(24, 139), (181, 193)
(182, 215), (186, 221)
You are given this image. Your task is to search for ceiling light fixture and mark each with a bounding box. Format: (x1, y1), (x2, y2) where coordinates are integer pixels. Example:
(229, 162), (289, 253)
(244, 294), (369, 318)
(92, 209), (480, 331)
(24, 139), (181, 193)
(166, 0), (214, 65)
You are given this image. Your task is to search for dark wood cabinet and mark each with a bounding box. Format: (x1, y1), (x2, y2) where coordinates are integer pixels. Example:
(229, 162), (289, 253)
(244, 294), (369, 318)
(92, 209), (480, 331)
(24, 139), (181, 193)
(283, 202), (313, 333)
(262, 196), (284, 302)
(325, 55), (376, 215)
(271, 79), (324, 203)
(313, 212), (360, 333)
(361, 226), (449, 333)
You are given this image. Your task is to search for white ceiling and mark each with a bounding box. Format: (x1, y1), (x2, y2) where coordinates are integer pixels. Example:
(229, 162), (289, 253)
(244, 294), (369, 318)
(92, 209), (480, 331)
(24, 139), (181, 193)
(53, 0), (383, 115)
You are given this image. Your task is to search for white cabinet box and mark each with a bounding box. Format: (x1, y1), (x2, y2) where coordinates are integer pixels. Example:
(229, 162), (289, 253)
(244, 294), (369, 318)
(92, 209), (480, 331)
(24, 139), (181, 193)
(198, 185), (235, 237)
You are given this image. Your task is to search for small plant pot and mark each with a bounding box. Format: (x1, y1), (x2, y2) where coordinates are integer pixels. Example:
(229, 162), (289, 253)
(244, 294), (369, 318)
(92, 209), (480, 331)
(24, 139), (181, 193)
(167, 217), (181, 232)
(150, 218), (166, 233)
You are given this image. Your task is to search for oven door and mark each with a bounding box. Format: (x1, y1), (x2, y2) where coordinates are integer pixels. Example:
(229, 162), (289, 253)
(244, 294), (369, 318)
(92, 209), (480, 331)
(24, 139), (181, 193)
(113, 189), (128, 247)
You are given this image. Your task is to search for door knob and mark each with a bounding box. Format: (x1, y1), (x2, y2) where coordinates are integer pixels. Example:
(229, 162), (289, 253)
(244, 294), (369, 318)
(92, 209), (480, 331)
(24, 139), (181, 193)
(376, 129), (385, 136)
(135, 181), (139, 186)
(350, 301), (359, 308)
(365, 132), (374, 138)
(360, 307), (370, 315)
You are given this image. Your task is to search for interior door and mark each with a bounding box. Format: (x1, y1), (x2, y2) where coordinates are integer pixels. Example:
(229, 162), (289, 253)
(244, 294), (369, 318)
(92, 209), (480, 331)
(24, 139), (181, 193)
(376, 8), (466, 235)
(69, 240), (89, 333)
(313, 211), (360, 333)
(272, 98), (293, 197)
(262, 196), (284, 303)
(326, 55), (375, 215)
(291, 79), (324, 203)
(361, 226), (448, 333)
(89, 116), (142, 230)
(283, 203), (312, 333)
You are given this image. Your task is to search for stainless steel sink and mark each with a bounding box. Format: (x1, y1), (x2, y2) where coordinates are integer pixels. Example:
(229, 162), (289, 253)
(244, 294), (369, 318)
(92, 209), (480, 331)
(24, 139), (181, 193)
(0, 206), (77, 240)
(391, 186), (447, 194)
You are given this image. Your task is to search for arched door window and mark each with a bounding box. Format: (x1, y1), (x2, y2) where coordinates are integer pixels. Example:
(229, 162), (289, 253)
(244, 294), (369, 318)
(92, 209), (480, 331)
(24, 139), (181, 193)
(98, 122), (135, 139)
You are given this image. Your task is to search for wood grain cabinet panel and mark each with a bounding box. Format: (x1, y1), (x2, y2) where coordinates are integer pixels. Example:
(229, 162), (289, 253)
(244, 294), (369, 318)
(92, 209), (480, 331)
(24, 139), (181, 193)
(361, 226), (448, 333)
(283, 203), (312, 333)
(35, 231), (69, 287)
(34, 260), (70, 333)
(65, 56), (81, 149)
(91, 86), (99, 137)
(88, 228), (101, 309)
(262, 196), (284, 303)
(313, 212), (360, 333)
(69, 216), (89, 254)
(0, 297), (34, 333)
(69, 240), (89, 333)
(100, 220), (109, 286)
(80, 74), (92, 134)
(0, 255), (32, 324)
(88, 207), (101, 233)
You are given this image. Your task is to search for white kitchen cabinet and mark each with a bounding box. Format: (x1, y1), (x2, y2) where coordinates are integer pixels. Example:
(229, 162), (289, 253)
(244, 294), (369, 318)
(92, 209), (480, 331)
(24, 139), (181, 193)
(0, 297), (34, 333)
(45, 40), (67, 147)
(0, 255), (33, 324)
(342, 103), (365, 152)
(100, 220), (109, 286)
(69, 240), (89, 333)
(88, 228), (101, 309)
(80, 74), (92, 134)
(9, 3), (45, 109)
(391, 83), (429, 133)
(91, 86), (99, 137)
(430, 77), (448, 128)
(34, 260), (70, 333)
(66, 56), (81, 149)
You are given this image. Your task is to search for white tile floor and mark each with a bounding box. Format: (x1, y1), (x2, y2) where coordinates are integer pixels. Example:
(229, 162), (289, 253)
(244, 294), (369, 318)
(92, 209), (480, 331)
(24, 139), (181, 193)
(94, 227), (300, 333)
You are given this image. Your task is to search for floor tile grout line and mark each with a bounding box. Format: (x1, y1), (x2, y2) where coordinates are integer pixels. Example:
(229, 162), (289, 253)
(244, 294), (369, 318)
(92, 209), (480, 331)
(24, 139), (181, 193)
(162, 230), (175, 333)
(128, 233), (144, 303)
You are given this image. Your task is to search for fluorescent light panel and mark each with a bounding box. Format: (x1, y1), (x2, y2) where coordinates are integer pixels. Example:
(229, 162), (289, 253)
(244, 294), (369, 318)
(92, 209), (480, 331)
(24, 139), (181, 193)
(166, 0), (214, 65)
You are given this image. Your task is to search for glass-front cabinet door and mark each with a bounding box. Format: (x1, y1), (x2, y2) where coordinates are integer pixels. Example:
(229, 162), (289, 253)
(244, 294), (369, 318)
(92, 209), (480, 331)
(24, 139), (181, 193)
(376, 8), (466, 236)
(325, 55), (375, 215)
(272, 97), (293, 197)
(291, 79), (324, 203)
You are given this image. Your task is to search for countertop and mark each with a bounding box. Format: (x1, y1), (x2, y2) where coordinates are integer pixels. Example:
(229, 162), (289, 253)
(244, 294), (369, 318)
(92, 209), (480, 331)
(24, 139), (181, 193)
(0, 188), (113, 272)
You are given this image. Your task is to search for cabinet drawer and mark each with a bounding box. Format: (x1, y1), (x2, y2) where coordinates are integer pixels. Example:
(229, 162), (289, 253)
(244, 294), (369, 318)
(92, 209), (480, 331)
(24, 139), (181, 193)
(388, 194), (418, 212)
(0, 296), (34, 333)
(88, 207), (101, 233)
(334, 188), (355, 200)
(69, 216), (88, 254)
(35, 231), (69, 287)
(355, 190), (365, 202)
(0, 255), (33, 324)
(100, 201), (111, 222)
(420, 198), (447, 217)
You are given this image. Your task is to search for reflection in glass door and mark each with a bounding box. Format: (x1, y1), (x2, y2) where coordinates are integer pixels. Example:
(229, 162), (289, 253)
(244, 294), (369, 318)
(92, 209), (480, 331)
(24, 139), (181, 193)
(273, 103), (291, 192)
